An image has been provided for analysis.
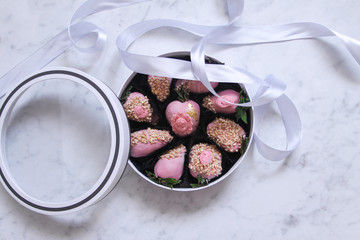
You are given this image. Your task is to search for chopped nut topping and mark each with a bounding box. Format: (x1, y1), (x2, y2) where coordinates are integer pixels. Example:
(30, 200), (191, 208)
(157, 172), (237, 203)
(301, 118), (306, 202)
(131, 128), (173, 146)
(188, 143), (222, 179)
(202, 95), (215, 113)
(207, 118), (246, 152)
(175, 80), (194, 92)
(148, 76), (171, 102)
(160, 145), (186, 160)
(123, 96), (153, 122)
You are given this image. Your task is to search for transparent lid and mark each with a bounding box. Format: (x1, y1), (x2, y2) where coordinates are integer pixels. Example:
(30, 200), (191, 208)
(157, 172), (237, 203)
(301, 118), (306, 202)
(0, 68), (130, 215)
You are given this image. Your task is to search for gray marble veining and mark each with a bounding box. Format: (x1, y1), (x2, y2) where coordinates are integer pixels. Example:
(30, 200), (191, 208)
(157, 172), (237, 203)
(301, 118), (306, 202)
(0, 0), (360, 239)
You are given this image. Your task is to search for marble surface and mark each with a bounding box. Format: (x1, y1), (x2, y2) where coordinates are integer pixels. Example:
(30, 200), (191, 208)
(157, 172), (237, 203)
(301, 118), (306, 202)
(1, 0), (360, 239)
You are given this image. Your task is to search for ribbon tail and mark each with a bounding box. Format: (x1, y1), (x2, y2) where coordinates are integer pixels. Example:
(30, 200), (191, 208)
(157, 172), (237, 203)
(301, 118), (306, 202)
(226, 0), (244, 24)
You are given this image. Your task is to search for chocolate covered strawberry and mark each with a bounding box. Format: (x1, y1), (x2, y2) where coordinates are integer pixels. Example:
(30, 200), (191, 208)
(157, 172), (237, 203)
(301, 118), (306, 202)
(130, 128), (173, 158)
(188, 143), (222, 180)
(207, 118), (246, 152)
(123, 92), (153, 123)
(165, 100), (200, 136)
(154, 145), (186, 180)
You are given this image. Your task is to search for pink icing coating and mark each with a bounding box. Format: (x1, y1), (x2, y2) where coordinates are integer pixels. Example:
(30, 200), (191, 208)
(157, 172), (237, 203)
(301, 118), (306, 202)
(154, 146), (186, 180)
(131, 141), (165, 158)
(211, 89), (239, 114)
(134, 106), (148, 119)
(200, 150), (212, 165)
(215, 96), (232, 108)
(125, 92), (145, 103)
(166, 100), (200, 136)
(130, 129), (172, 158)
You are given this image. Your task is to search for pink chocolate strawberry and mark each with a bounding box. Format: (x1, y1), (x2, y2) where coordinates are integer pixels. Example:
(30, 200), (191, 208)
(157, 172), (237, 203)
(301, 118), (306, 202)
(154, 145), (186, 180)
(123, 92), (153, 123)
(202, 89), (239, 114)
(165, 100), (200, 136)
(130, 128), (173, 158)
(188, 143), (222, 180)
(207, 118), (246, 152)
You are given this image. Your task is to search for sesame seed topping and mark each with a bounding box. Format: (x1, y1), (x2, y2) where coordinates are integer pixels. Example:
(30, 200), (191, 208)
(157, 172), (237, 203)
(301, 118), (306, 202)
(131, 128), (173, 146)
(188, 143), (222, 179)
(175, 80), (194, 92)
(202, 95), (215, 113)
(160, 144), (186, 160)
(148, 76), (172, 102)
(207, 118), (246, 152)
(123, 96), (153, 122)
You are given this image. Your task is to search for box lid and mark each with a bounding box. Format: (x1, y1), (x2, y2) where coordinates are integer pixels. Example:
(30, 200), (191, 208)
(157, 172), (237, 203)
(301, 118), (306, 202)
(0, 67), (130, 215)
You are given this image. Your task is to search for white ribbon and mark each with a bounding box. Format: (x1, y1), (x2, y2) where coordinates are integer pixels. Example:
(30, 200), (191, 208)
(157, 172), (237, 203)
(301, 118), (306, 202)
(116, 19), (287, 107)
(1, 0), (360, 161)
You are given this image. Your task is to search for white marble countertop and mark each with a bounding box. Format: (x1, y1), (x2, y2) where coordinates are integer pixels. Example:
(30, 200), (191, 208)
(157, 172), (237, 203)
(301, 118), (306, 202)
(1, 0), (360, 239)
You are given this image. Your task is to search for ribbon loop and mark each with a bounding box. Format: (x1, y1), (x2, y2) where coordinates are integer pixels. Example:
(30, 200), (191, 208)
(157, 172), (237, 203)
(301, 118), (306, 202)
(253, 94), (302, 161)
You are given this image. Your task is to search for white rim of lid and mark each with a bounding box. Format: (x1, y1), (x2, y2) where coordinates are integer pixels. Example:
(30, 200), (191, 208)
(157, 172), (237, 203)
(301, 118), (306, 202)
(0, 67), (130, 215)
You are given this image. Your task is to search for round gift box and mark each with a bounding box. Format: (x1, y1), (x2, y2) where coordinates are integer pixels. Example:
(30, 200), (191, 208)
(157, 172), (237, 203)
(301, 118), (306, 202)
(122, 52), (254, 191)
